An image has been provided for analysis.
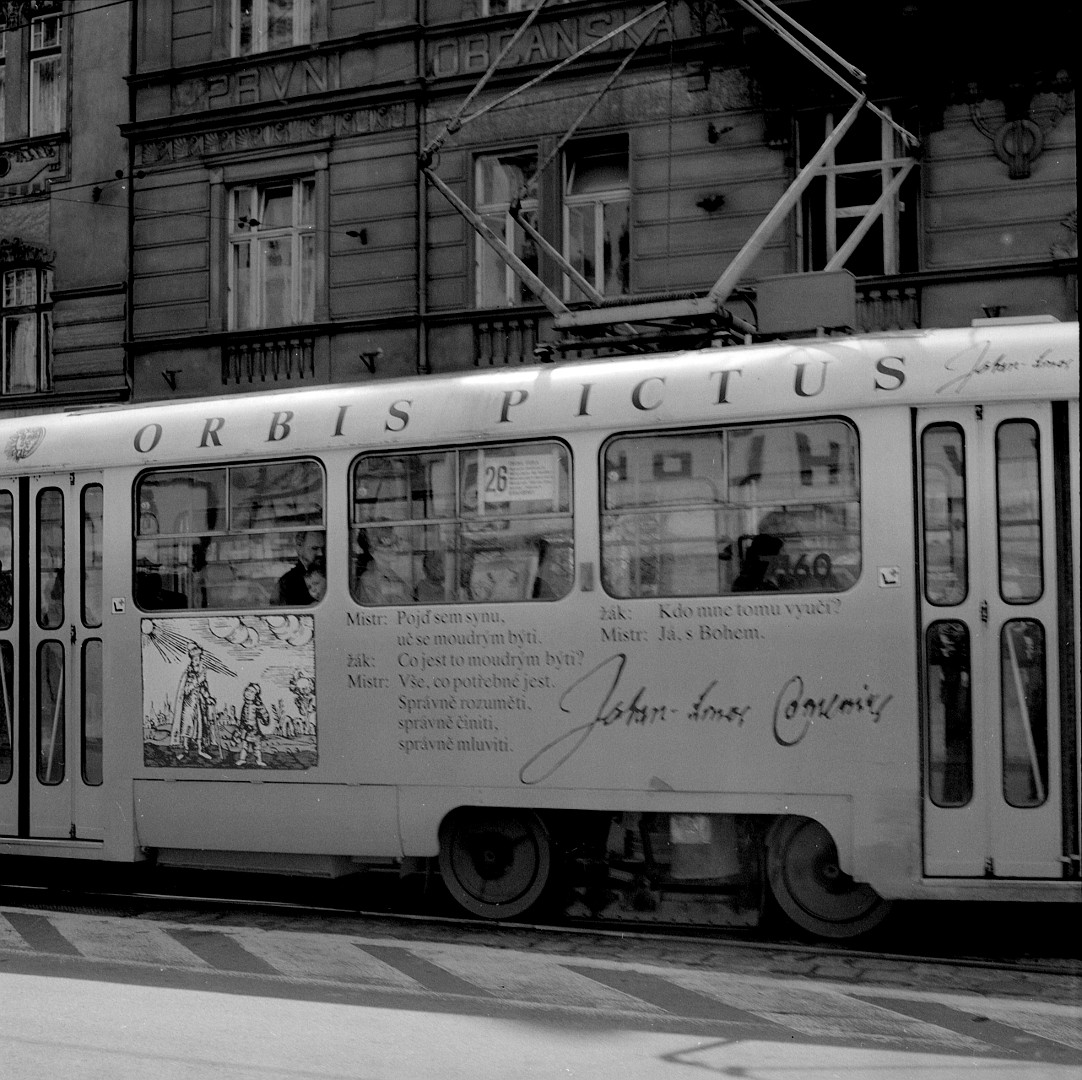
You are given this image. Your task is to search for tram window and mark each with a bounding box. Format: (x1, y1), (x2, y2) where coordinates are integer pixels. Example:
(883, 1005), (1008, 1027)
(0, 490), (12, 630)
(0, 642), (12, 784)
(924, 620), (973, 808)
(82, 639), (103, 786)
(601, 420), (860, 599)
(350, 442), (573, 605)
(1001, 619), (1048, 808)
(133, 460), (325, 611)
(37, 488), (64, 629)
(996, 421), (1043, 604)
(82, 485), (103, 629)
(921, 424), (968, 606)
(37, 640), (65, 786)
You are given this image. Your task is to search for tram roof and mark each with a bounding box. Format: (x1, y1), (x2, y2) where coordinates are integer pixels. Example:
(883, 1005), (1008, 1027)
(1, 321), (1077, 475)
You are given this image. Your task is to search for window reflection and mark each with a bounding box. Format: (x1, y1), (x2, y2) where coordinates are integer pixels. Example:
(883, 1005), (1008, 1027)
(921, 424), (967, 605)
(1001, 620), (1048, 808)
(37, 488), (64, 629)
(82, 485), (103, 628)
(601, 420), (860, 599)
(996, 421), (1043, 604)
(0, 642), (12, 784)
(134, 460), (325, 611)
(350, 443), (573, 605)
(82, 640), (103, 786)
(37, 640), (65, 785)
(0, 491), (12, 630)
(925, 620), (973, 807)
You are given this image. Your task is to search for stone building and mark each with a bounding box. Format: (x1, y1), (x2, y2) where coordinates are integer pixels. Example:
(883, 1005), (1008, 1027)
(0, 0), (131, 414)
(4, 1), (1077, 408)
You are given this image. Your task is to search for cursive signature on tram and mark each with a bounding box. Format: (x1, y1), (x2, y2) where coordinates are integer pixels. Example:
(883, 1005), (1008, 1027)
(518, 654), (749, 785)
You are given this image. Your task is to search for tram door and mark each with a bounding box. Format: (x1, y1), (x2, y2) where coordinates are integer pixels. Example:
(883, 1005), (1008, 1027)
(918, 403), (1066, 878)
(0, 474), (104, 842)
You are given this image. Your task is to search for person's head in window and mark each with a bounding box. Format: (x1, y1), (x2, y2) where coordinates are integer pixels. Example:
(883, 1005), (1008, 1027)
(733, 533), (785, 592)
(354, 525), (413, 605)
(277, 530), (326, 605)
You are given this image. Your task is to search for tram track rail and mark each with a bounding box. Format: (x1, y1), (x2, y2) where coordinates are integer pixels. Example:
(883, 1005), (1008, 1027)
(2, 875), (1079, 983)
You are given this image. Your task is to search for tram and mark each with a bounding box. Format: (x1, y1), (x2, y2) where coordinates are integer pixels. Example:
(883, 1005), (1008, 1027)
(1, 319), (1078, 937)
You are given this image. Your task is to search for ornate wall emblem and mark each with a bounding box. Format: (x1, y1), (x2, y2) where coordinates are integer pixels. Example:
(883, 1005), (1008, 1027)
(970, 86), (1074, 180)
(5, 426), (45, 461)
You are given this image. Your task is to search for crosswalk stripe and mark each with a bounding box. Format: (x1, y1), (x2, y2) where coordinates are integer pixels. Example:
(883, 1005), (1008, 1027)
(0, 913), (34, 952)
(3, 912), (82, 957)
(359, 944), (496, 997)
(856, 995), (1082, 1064)
(647, 968), (987, 1050)
(226, 930), (420, 989)
(563, 964), (773, 1023)
(400, 943), (666, 1013)
(49, 914), (211, 968)
(2, 906), (1079, 1058)
(164, 928), (280, 975)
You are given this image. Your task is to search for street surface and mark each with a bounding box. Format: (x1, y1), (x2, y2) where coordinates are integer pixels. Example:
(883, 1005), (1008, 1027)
(1, 903), (1079, 1079)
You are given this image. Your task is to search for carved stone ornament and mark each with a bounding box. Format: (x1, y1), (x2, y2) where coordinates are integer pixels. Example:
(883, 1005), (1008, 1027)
(0, 1), (55, 30)
(0, 236), (54, 267)
(137, 104), (409, 166)
(970, 86), (1074, 179)
(5, 426), (46, 462)
(0, 134), (67, 194)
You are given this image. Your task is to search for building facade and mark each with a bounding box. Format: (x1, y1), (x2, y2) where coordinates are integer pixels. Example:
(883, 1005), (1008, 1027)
(3, 1), (1076, 409)
(0, 0), (131, 415)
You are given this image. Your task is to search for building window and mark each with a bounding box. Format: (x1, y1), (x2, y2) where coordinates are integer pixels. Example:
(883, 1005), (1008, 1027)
(798, 107), (917, 277)
(0, 4), (65, 142)
(28, 12), (63, 136)
(2, 266), (53, 394)
(228, 178), (315, 329)
(475, 150), (539, 308)
(233, 0), (310, 56)
(0, 34), (6, 142)
(563, 139), (630, 298)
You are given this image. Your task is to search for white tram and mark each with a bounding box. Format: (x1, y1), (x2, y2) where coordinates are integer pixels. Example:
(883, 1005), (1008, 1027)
(1, 320), (1078, 937)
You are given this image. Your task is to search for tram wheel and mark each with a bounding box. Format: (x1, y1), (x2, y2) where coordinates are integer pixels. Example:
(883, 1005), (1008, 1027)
(766, 816), (891, 939)
(438, 809), (552, 920)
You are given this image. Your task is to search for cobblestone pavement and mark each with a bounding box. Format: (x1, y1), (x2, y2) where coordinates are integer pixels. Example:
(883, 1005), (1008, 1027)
(1, 902), (1079, 1071)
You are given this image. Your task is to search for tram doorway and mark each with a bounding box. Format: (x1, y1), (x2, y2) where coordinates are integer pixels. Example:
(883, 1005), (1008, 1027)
(917, 402), (1070, 880)
(0, 472), (104, 844)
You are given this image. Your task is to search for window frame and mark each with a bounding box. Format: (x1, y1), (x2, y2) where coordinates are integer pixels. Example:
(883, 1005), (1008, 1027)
(920, 422), (969, 607)
(599, 417), (862, 600)
(995, 419), (1044, 604)
(798, 105), (916, 277)
(232, 0), (311, 56)
(210, 154), (329, 332)
(349, 440), (574, 606)
(28, 10), (64, 137)
(562, 138), (631, 300)
(132, 457), (327, 612)
(1, 265), (53, 396)
(0, 32), (7, 142)
(474, 148), (540, 309)
(228, 177), (316, 329)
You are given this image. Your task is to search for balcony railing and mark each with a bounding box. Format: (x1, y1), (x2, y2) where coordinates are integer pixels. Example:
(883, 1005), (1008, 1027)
(855, 285), (921, 332)
(221, 333), (315, 385)
(474, 313), (541, 366)
(468, 286), (923, 367)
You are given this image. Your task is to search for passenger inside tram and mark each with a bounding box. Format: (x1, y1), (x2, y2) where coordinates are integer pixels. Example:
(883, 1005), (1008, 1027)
(276, 530), (327, 606)
(353, 526), (414, 605)
(733, 532), (787, 592)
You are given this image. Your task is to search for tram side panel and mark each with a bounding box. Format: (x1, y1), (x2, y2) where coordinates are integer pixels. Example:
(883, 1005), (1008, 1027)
(106, 409), (922, 900)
